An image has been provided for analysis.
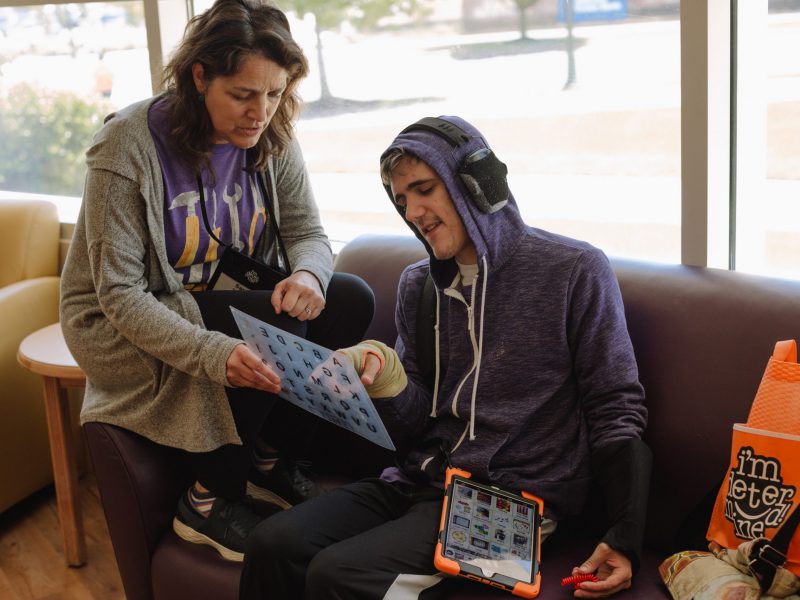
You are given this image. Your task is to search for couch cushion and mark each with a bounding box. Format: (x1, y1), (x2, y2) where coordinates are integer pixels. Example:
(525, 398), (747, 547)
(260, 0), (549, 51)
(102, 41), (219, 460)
(334, 233), (427, 346)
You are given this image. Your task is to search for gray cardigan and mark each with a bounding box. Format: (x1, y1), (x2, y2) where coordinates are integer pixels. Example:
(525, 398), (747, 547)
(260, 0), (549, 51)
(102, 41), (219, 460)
(60, 96), (333, 452)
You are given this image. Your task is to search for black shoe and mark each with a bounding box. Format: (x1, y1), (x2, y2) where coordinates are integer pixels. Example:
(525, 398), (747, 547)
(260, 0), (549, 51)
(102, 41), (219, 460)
(173, 491), (262, 561)
(246, 458), (320, 509)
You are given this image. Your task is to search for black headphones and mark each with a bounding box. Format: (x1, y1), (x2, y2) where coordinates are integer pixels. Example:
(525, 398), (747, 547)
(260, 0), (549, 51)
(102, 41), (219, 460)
(398, 117), (509, 214)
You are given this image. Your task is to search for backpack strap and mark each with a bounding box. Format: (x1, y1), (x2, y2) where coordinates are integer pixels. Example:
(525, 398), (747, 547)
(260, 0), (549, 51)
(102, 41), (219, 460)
(415, 272), (437, 389)
(748, 502), (800, 592)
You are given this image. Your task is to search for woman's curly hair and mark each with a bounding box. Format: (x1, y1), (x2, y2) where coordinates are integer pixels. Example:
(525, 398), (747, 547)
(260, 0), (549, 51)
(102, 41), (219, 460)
(162, 0), (309, 173)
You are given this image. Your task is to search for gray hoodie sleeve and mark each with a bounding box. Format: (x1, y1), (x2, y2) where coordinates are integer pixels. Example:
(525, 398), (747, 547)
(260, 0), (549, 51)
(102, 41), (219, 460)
(74, 168), (240, 384)
(272, 136), (333, 292)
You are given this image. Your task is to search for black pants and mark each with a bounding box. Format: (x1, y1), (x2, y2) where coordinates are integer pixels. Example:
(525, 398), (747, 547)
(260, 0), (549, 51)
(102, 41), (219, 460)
(186, 272), (374, 499)
(239, 479), (448, 600)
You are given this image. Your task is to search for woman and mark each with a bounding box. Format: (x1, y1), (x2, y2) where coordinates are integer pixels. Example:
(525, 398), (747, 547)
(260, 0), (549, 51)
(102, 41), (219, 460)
(60, 0), (373, 562)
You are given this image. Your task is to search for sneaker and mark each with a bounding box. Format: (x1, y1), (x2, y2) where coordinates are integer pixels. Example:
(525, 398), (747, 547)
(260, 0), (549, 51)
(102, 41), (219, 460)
(246, 458), (321, 509)
(172, 491), (262, 561)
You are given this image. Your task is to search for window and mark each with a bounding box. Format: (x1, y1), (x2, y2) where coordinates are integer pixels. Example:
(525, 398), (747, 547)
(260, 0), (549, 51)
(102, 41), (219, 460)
(269, 1), (683, 261)
(7, 0), (798, 281)
(733, 1), (800, 279)
(0, 1), (152, 221)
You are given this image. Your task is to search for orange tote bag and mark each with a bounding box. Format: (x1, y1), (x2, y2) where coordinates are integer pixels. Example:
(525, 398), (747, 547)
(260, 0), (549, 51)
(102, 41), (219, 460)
(706, 340), (800, 579)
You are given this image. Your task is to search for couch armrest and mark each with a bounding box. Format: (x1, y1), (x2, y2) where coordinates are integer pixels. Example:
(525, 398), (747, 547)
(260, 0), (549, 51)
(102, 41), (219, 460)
(84, 422), (192, 600)
(0, 276), (60, 330)
(1, 200), (60, 287)
(0, 276), (61, 512)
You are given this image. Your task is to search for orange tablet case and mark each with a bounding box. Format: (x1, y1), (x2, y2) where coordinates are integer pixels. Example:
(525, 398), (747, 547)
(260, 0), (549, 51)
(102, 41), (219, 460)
(434, 467), (544, 598)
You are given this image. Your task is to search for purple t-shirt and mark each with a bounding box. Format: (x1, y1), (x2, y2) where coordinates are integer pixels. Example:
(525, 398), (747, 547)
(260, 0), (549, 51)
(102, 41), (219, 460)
(148, 98), (268, 285)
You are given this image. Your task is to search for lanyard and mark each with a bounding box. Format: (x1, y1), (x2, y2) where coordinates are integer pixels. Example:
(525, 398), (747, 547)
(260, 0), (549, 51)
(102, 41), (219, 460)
(195, 169), (291, 272)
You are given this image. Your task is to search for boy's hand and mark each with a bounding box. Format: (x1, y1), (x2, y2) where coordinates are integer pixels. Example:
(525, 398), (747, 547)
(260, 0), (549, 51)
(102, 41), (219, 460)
(360, 352), (383, 385)
(572, 543), (632, 598)
(338, 341), (407, 398)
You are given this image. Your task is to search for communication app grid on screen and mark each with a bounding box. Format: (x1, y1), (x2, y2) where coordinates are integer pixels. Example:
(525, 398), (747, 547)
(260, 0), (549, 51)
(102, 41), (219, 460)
(444, 479), (538, 582)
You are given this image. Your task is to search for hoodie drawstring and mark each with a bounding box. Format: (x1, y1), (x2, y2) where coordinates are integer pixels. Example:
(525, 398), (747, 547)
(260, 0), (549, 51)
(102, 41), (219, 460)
(443, 256), (489, 455)
(468, 255), (489, 441)
(429, 286), (442, 418)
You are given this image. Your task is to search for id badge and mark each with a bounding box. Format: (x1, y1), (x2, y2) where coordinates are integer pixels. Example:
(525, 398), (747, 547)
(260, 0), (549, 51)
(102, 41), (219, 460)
(207, 247), (286, 292)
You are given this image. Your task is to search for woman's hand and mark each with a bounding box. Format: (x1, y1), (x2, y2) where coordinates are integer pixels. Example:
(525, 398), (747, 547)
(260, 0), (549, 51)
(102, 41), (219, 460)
(226, 344), (281, 393)
(571, 543), (633, 598)
(271, 270), (325, 321)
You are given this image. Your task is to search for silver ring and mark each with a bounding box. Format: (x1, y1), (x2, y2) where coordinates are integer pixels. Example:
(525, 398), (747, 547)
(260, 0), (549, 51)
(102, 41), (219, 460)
(305, 307), (312, 314)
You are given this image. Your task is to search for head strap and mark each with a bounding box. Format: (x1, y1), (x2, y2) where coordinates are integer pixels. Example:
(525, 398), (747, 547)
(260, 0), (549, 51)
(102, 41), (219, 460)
(399, 117), (470, 148)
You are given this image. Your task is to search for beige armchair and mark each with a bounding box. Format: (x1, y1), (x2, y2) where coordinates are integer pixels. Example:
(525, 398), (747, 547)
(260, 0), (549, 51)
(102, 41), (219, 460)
(0, 199), (63, 513)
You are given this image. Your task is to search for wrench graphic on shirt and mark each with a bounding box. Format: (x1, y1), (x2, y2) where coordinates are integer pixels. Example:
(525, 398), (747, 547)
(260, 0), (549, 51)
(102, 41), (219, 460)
(223, 183), (244, 251)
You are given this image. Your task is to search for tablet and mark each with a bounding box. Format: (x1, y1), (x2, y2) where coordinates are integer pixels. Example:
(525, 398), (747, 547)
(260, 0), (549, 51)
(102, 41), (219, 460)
(434, 468), (543, 598)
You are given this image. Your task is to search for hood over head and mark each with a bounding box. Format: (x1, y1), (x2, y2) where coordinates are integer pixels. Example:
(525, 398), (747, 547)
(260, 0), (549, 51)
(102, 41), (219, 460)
(380, 116), (527, 287)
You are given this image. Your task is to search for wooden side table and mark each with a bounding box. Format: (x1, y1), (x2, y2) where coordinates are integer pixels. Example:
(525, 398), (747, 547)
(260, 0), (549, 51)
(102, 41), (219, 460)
(17, 322), (87, 567)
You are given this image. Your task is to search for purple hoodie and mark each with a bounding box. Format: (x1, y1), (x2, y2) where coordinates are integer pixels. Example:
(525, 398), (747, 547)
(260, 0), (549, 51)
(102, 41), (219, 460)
(376, 116), (647, 520)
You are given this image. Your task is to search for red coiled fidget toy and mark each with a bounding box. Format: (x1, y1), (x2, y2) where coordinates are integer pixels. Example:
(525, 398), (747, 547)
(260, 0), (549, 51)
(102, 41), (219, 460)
(560, 573), (599, 589)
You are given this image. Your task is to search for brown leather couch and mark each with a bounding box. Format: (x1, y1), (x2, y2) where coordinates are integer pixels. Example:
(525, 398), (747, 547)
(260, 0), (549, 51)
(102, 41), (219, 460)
(85, 233), (800, 599)
(0, 200), (64, 514)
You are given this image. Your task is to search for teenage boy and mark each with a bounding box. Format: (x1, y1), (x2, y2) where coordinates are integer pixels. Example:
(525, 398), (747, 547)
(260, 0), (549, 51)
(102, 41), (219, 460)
(240, 116), (651, 599)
